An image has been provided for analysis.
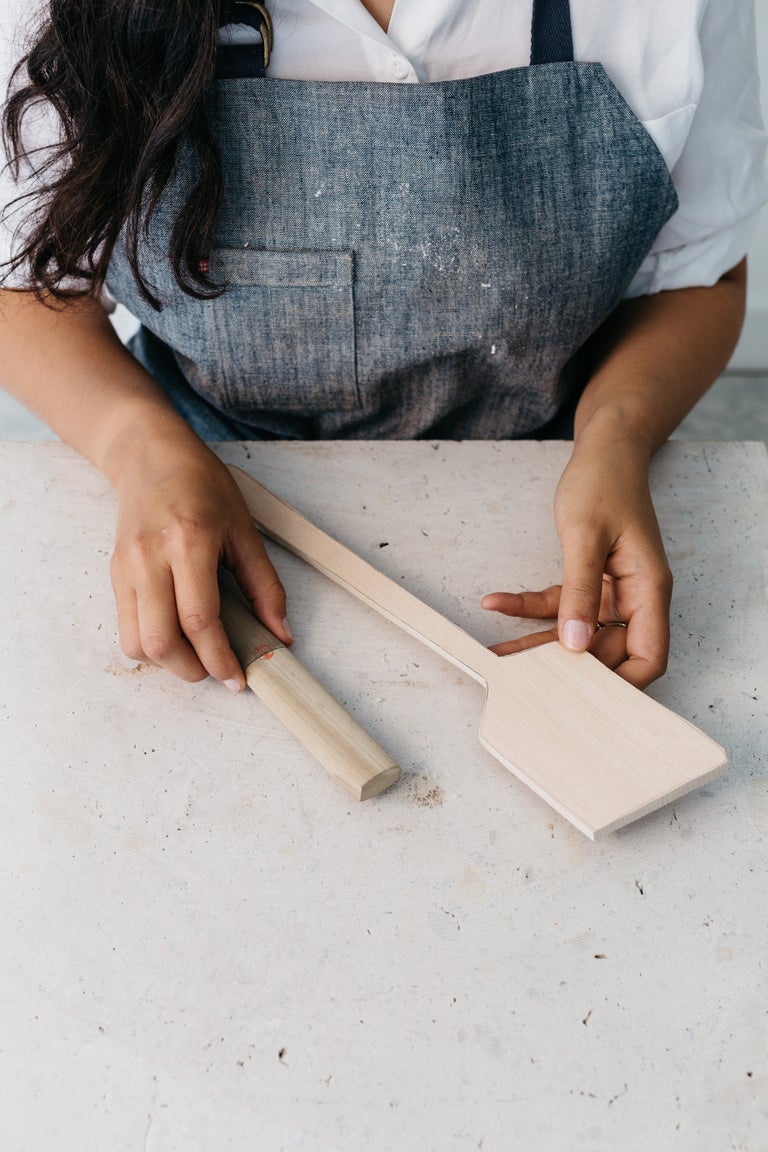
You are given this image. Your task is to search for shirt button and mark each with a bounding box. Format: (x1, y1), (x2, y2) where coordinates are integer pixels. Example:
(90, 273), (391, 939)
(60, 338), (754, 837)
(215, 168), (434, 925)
(389, 55), (411, 80)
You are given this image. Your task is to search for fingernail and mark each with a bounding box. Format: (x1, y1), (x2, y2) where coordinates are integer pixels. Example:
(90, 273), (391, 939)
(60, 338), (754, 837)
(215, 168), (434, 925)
(224, 678), (244, 693)
(282, 618), (293, 642)
(562, 620), (592, 651)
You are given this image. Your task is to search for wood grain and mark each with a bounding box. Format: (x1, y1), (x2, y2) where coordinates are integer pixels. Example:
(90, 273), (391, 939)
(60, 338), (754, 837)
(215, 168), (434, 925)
(219, 579), (400, 801)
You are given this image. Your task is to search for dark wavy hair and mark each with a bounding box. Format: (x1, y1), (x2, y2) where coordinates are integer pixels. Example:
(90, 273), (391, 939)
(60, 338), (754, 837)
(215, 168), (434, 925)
(2, 0), (230, 307)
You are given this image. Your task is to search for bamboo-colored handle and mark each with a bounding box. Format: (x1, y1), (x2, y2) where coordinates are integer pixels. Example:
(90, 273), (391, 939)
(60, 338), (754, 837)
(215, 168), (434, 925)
(219, 581), (286, 668)
(218, 582), (400, 801)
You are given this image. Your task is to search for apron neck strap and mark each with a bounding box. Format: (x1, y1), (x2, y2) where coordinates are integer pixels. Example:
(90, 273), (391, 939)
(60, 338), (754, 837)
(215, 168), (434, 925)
(217, 1), (272, 79)
(216, 1), (574, 78)
(530, 0), (574, 65)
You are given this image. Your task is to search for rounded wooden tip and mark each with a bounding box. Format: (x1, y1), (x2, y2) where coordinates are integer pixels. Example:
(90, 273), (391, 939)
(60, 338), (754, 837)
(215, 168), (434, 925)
(358, 763), (401, 801)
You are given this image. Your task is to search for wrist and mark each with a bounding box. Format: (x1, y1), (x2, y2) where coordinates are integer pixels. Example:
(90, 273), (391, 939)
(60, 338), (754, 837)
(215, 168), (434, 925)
(100, 400), (208, 491)
(572, 402), (656, 465)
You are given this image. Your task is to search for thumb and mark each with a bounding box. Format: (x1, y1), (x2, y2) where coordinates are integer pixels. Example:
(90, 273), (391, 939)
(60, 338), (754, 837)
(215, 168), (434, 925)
(229, 523), (292, 646)
(558, 530), (606, 652)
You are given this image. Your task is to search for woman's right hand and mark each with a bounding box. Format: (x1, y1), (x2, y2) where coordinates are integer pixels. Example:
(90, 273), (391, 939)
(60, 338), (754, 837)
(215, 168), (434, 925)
(110, 436), (291, 690)
(0, 289), (288, 688)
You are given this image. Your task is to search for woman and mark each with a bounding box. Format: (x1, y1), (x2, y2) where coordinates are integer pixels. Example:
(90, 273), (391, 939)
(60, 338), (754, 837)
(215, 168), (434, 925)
(0, 0), (766, 693)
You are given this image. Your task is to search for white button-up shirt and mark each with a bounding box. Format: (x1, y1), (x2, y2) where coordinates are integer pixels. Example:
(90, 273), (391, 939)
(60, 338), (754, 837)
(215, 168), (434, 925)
(2, 0), (767, 296)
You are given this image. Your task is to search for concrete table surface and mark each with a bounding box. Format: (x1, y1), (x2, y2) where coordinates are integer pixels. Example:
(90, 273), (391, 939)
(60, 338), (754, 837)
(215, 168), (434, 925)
(0, 439), (766, 1152)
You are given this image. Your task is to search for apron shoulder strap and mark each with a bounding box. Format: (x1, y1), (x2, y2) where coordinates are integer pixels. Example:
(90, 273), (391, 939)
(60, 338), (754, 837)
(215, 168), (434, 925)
(217, 1), (272, 80)
(530, 0), (574, 65)
(215, 1), (572, 78)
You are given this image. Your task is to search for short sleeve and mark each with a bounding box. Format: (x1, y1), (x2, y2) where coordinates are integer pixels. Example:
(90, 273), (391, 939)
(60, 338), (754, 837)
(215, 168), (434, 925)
(624, 0), (768, 297)
(0, 1), (61, 288)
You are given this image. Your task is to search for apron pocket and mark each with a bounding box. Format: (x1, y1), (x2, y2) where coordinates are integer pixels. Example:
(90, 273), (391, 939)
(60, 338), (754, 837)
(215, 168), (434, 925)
(205, 247), (359, 415)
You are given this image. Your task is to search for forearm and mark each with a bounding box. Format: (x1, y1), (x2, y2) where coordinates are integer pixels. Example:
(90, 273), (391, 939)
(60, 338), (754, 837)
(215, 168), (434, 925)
(0, 289), (204, 486)
(0, 288), (291, 684)
(534, 259), (747, 685)
(573, 258), (747, 456)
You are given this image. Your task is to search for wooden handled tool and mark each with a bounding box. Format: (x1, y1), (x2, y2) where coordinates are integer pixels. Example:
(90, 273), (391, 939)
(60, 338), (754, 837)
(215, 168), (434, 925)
(218, 577), (400, 800)
(227, 463), (727, 840)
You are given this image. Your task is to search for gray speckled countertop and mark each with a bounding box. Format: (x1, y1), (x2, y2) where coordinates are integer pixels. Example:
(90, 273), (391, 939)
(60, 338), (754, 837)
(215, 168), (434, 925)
(0, 440), (766, 1151)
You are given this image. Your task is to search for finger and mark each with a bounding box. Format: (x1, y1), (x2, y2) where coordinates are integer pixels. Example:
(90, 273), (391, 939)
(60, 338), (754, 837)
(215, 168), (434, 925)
(113, 581), (151, 665)
(589, 624), (630, 671)
(613, 598), (671, 690)
(481, 586), (561, 621)
(136, 568), (209, 683)
(596, 573), (622, 622)
(172, 557), (248, 690)
(488, 626), (558, 657)
(228, 523), (291, 645)
(557, 529), (607, 652)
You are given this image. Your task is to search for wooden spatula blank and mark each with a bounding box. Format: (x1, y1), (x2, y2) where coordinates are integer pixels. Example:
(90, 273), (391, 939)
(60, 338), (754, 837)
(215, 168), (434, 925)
(227, 464), (727, 840)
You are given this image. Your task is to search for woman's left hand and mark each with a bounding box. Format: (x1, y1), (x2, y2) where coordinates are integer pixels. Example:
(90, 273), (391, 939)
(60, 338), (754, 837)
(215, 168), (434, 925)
(481, 435), (673, 689)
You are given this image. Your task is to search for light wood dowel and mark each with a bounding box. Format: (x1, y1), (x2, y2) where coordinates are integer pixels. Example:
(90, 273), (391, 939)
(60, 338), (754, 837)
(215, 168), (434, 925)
(218, 581), (400, 801)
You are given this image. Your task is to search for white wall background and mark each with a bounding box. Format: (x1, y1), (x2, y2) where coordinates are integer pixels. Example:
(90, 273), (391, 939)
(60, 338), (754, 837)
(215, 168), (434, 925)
(736, 0), (768, 369)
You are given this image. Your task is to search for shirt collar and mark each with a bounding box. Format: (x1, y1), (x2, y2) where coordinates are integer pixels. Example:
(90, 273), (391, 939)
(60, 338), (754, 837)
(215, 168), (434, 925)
(305, 0), (398, 49)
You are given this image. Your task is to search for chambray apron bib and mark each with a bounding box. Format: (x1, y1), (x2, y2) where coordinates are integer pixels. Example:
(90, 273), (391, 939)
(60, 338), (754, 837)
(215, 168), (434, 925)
(106, 0), (678, 440)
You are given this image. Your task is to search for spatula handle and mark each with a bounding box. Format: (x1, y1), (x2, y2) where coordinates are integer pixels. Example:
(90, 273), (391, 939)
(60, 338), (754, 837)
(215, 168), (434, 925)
(227, 464), (496, 683)
(219, 581), (400, 801)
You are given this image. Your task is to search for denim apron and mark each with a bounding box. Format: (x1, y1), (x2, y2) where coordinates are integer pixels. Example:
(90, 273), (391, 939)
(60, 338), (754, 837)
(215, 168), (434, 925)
(106, 0), (678, 440)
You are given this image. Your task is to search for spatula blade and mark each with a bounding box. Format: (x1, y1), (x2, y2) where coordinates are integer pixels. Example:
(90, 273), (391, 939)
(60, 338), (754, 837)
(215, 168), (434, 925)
(479, 643), (726, 839)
